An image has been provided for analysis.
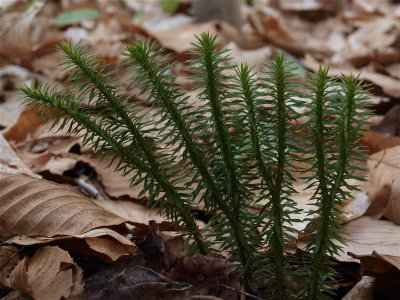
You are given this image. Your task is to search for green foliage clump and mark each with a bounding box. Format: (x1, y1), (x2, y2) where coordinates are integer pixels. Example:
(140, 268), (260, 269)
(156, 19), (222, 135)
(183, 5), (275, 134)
(21, 33), (369, 299)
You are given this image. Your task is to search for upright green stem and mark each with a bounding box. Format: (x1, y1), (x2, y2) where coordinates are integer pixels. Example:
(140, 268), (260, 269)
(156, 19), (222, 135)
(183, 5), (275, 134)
(239, 65), (287, 297)
(307, 71), (356, 299)
(21, 86), (209, 255)
(127, 38), (252, 270)
(200, 40), (251, 269)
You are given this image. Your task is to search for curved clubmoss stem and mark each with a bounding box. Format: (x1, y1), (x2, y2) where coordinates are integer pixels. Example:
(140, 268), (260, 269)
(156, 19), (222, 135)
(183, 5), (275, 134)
(307, 71), (357, 299)
(20, 86), (210, 255)
(236, 64), (287, 298)
(198, 35), (252, 271)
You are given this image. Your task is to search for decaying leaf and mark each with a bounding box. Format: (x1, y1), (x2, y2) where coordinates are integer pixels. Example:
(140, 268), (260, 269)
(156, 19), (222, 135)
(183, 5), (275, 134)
(84, 266), (194, 300)
(148, 21), (217, 55)
(0, 1), (60, 61)
(337, 217), (400, 262)
(361, 131), (400, 154)
(95, 199), (167, 226)
(371, 105), (400, 136)
(365, 146), (400, 224)
(0, 245), (21, 288)
(302, 54), (400, 98)
(0, 172), (138, 261)
(75, 153), (146, 199)
(6, 227), (137, 262)
(342, 276), (375, 300)
(9, 246), (83, 300)
(0, 134), (37, 177)
(0, 172), (127, 236)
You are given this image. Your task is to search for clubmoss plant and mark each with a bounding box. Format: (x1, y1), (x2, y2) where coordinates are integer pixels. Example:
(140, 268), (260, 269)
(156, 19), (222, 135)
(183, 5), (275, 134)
(20, 33), (369, 299)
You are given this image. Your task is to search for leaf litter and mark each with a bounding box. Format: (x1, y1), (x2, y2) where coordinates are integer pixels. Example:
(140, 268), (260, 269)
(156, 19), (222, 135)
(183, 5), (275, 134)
(1, 0), (400, 299)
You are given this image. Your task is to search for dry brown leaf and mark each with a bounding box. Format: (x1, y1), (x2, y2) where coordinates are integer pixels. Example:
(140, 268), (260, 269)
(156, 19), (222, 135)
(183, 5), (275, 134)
(385, 63), (400, 80)
(336, 217), (400, 262)
(149, 21), (217, 55)
(361, 131), (400, 154)
(31, 52), (65, 80)
(6, 227), (137, 262)
(0, 1), (60, 61)
(348, 251), (398, 275)
(249, 10), (332, 57)
(0, 245), (20, 288)
(371, 105), (400, 136)
(4, 109), (48, 144)
(76, 153), (145, 199)
(0, 172), (128, 236)
(9, 246), (83, 300)
(373, 251), (400, 270)
(365, 146), (400, 224)
(0, 134), (37, 177)
(94, 199), (166, 225)
(302, 54), (400, 98)
(342, 276), (375, 300)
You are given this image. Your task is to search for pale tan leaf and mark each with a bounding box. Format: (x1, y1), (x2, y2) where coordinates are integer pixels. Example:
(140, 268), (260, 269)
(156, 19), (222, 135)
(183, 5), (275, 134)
(0, 172), (128, 236)
(5, 227), (137, 262)
(366, 146), (400, 224)
(385, 63), (400, 80)
(9, 246), (83, 300)
(0, 1), (61, 63)
(0, 134), (37, 177)
(361, 131), (400, 154)
(372, 251), (400, 271)
(76, 153), (146, 199)
(149, 21), (217, 54)
(94, 199), (166, 225)
(342, 276), (375, 300)
(302, 54), (400, 98)
(0, 245), (20, 288)
(336, 217), (400, 262)
(86, 236), (135, 262)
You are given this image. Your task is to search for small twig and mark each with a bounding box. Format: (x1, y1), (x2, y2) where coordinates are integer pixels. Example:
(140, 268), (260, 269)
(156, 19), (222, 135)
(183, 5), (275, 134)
(219, 284), (263, 300)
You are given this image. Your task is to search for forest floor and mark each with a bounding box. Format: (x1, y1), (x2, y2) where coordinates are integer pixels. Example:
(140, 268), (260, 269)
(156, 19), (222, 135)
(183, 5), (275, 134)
(0, 1), (399, 299)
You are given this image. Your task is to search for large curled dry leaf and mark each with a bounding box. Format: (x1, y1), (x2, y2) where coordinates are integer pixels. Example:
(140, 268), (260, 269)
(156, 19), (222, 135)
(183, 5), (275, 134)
(337, 217), (400, 262)
(342, 276), (375, 300)
(0, 172), (128, 236)
(365, 146), (400, 224)
(0, 245), (20, 288)
(0, 134), (37, 177)
(0, 172), (138, 261)
(9, 246), (83, 300)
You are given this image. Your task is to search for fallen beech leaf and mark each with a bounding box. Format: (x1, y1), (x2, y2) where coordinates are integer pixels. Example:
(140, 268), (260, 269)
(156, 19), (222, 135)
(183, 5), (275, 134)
(5, 227), (137, 262)
(84, 266), (193, 300)
(385, 63), (400, 79)
(76, 153), (146, 199)
(336, 217), (400, 262)
(348, 251), (399, 275)
(4, 109), (48, 144)
(0, 245), (20, 288)
(169, 254), (229, 295)
(302, 54), (400, 98)
(0, 1), (58, 61)
(342, 276), (375, 300)
(0, 172), (127, 236)
(9, 246), (83, 300)
(371, 105), (400, 136)
(361, 131), (400, 154)
(365, 146), (400, 224)
(0, 134), (37, 177)
(94, 199), (166, 225)
(373, 251), (400, 270)
(149, 21), (217, 55)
